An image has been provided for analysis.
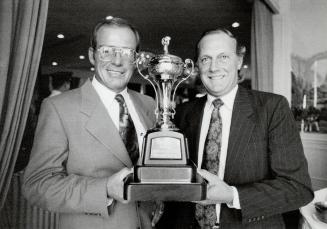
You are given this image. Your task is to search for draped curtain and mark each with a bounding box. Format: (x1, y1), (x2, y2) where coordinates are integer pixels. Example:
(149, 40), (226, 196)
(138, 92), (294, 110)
(0, 172), (59, 229)
(251, 0), (274, 92)
(0, 0), (48, 209)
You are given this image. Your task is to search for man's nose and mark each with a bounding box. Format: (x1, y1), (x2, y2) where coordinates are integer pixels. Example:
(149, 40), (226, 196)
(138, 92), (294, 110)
(112, 52), (123, 66)
(209, 59), (219, 72)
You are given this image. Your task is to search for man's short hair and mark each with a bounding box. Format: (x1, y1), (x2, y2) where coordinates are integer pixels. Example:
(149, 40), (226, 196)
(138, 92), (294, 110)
(196, 28), (246, 59)
(90, 17), (140, 52)
(51, 72), (72, 90)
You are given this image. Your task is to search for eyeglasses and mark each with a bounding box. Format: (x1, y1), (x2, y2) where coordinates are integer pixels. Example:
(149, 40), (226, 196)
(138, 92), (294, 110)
(198, 54), (232, 67)
(97, 46), (137, 63)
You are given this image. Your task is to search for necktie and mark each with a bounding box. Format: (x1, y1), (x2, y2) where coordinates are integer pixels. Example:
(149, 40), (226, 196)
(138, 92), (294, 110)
(115, 94), (139, 165)
(195, 98), (224, 228)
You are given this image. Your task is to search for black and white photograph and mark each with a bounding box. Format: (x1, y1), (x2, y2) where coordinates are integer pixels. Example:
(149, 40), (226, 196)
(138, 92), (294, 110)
(0, 0), (326, 228)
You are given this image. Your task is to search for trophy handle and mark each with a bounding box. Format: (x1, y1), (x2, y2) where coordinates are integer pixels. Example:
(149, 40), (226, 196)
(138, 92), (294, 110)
(171, 59), (194, 117)
(136, 52), (153, 80)
(136, 52), (161, 121)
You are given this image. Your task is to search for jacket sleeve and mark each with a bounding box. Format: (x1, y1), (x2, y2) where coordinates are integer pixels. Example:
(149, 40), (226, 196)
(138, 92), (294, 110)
(22, 98), (109, 218)
(236, 96), (313, 224)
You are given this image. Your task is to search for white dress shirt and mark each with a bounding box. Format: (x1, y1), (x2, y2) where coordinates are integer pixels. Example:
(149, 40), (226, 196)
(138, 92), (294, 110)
(197, 84), (241, 223)
(92, 77), (146, 155)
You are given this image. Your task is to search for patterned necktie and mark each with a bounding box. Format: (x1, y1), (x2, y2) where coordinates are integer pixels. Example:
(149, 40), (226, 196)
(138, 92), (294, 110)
(195, 98), (224, 228)
(115, 94), (139, 165)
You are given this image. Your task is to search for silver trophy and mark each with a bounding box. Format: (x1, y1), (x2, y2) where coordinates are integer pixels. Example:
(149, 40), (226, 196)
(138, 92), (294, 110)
(138, 36), (193, 131)
(124, 37), (206, 201)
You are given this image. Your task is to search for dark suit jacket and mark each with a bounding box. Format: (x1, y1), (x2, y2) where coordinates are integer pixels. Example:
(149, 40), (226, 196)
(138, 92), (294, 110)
(159, 86), (313, 229)
(23, 80), (157, 229)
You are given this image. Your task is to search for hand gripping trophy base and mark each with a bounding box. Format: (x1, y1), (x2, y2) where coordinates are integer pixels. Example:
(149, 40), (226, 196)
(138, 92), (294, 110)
(124, 129), (207, 201)
(124, 37), (206, 201)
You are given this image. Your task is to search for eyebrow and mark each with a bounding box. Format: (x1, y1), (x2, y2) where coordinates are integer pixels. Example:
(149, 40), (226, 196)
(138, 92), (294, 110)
(199, 52), (230, 57)
(217, 53), (231, 56)
(98, 45), (135, 49)
(198, 55), (212, 59)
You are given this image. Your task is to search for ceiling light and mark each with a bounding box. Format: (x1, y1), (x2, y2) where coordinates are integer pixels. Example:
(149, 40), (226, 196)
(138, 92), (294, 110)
(243, 65), (248, 69)
(232, 22), (240, 28)
(52, 62), (58, 66)
(57, 34), (64, 39)
(79, 55), (85, 60)
(106, 15), (113, 20)
(90, 67), (95, 71)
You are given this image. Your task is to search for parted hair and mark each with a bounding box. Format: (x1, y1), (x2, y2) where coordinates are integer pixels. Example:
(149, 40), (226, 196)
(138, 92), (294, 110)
(196, 28), (246, 59)
(90, 17), (141, 51)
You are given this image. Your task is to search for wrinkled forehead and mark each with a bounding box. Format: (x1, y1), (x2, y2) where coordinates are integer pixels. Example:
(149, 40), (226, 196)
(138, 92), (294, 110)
(198, 32), (237, 56)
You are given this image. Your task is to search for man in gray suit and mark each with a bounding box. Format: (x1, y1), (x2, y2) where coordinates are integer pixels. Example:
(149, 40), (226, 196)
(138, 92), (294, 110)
(159, 29), (313, 228)
(23, 17), (159, 229)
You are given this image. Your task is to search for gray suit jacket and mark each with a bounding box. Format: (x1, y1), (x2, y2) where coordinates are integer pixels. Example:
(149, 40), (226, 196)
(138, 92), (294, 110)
(23, 80), (156, 229)
(160, 86), (313, 229)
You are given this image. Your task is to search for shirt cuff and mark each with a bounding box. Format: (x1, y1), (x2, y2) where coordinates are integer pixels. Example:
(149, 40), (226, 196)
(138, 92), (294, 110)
(107, 198), (114, 206)
(227, 186), (241, 209)
(107, 197), (115, 215)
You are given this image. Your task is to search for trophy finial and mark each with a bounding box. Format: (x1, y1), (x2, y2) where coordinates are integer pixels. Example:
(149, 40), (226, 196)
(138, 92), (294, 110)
(161, 36), (171, 54)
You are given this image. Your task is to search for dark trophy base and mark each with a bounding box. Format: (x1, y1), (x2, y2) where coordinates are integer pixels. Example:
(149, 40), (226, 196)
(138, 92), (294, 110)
(124, 168), (207, 201)
(124, 130), (206, 201)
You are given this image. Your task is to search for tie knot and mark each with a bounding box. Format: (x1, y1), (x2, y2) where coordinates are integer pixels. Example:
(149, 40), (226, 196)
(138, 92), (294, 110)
(115, 94), (125, 105)
(212, 98), (223, 109)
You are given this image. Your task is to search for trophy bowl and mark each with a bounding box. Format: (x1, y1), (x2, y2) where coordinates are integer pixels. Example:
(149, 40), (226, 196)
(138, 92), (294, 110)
(124, 36), (206, 201)
(149, 54), (184, 79)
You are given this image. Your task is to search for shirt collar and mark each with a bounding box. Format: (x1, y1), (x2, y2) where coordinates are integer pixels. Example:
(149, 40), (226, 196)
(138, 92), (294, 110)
(207, 84), (238, 111)
(51, 90), (62, 96)
(92, 76), (128, 104)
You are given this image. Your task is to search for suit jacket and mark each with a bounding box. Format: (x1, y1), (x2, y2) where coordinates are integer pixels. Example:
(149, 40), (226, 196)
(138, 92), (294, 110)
(159, 86), (313, 229)
(23, 80), (157, 229)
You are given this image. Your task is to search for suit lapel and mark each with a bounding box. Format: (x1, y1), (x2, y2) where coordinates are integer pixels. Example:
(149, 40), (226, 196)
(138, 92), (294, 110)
(185, 96), (206, 164)
(128, 89), (155, 130)
(225, 86), (256, 181)
(80, 80), (132, 167)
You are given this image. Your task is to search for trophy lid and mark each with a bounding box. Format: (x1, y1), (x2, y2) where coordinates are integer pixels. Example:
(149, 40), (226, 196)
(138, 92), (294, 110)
(149, 36), (183, 65)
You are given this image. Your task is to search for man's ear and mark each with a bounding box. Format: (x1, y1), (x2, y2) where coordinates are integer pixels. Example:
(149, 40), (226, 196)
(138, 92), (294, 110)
(237, 56), (244, 70)
(65, 81), (71, 90)
(48, 76), (53, 92)
(237, 46), (246, 70)
(88, 47), (95, 65)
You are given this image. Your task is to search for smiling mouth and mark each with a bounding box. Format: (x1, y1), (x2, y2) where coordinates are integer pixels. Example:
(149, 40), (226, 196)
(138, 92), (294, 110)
(208, 74), (225, 80)
(106, 69), (124, 75)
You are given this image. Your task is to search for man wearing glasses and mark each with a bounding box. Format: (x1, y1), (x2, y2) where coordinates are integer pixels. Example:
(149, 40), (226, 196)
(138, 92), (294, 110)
(23, 17), (160, 229)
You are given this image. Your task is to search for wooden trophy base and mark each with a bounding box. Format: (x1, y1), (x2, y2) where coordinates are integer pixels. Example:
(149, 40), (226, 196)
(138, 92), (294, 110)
(124, 167), (207, 201)
(124, 130), (206, 201)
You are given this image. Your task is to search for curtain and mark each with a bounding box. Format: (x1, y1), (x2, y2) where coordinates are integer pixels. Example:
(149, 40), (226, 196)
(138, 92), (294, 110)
(0, 0), (48, 209)
(251, 0), (274, 92)
(0, 172), (59, 229)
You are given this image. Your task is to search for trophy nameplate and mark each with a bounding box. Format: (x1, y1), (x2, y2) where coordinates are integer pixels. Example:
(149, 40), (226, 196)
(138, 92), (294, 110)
(124, 37), (206, 201)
